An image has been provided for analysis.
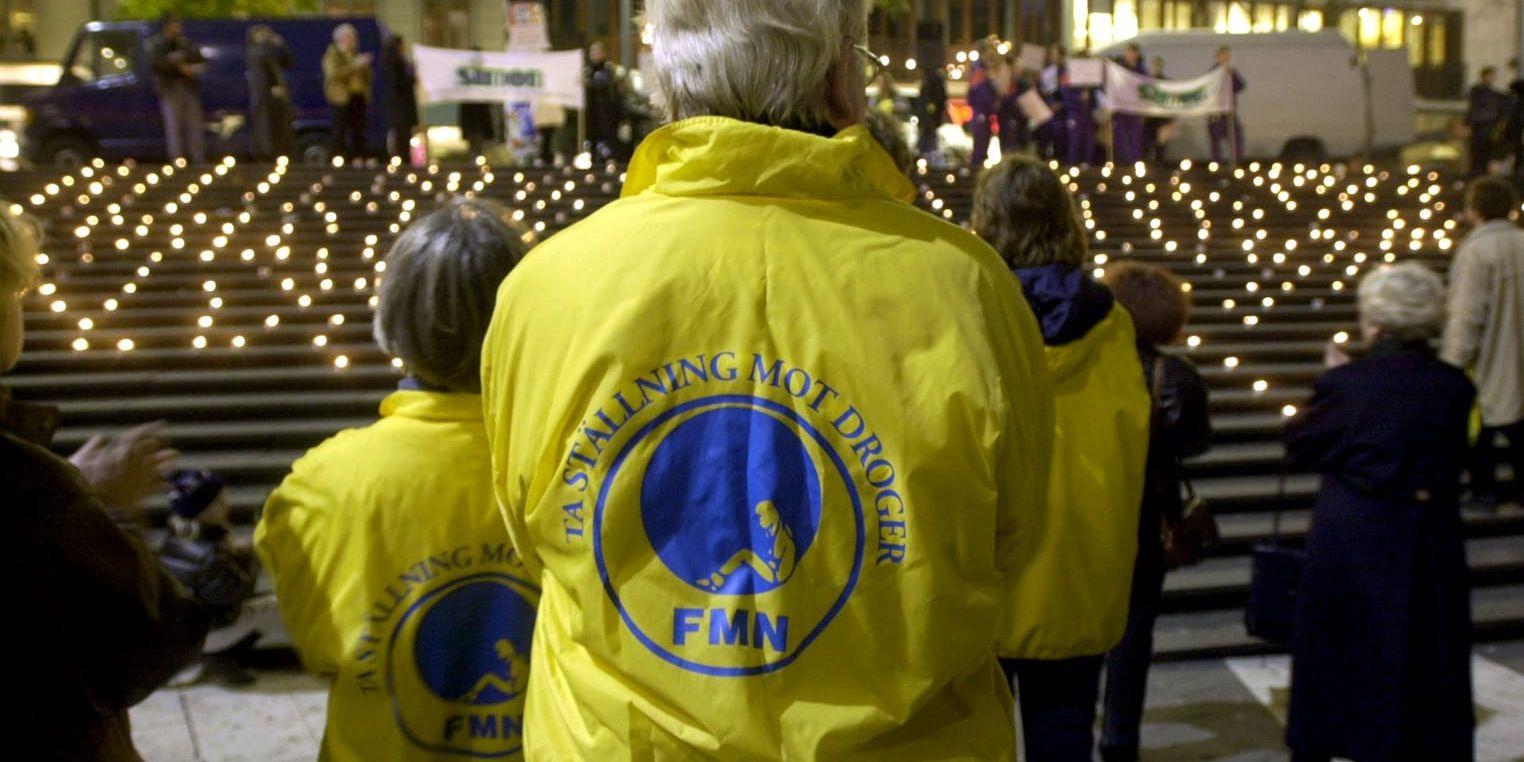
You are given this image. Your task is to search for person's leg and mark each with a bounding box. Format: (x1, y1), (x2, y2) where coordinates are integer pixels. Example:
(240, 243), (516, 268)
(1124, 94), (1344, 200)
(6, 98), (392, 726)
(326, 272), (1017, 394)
(1013, 655), (1105, 762)
(250, 97), (270, 161)
(1232, 117), (1245, 163)
(160, 94), (183, 161)
(1208, 117), (1226, 163)
(970, 117), (991, 169)
(1469, 426), (1502, 506)
(1470, 129), (1491, 177)
(351, 97), (368, 159)
(1502, 421), (1524, 503)
(184, 91), (206, 164)
(1100, 548), (1167, 760)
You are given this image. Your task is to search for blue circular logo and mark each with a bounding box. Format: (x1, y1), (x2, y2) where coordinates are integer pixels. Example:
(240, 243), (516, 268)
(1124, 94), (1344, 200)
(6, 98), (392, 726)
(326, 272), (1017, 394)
(412, 580), (536, 705)
(640, 408), (823, 596)
(594, 395), (865, 677)
(386, 572), (538, 758)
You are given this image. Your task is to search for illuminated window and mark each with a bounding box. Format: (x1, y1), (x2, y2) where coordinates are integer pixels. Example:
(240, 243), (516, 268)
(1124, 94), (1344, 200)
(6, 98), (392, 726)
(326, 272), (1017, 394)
(1357, 8), (1380, 50)
(1115, 0), (1139, 39)
(1139, 0), (1162, 31)
(1173, 2), (1193, 30)
(1252, 3), (1274, 33)
(1382, 9), (1406, 49)
(1227, 1), (1251, 33)
(1275, 5), (1292, 31)
(1408, 14), (1425, 66)
(1298, 10), (1324, 33)
(1072, 0), (1091, 51)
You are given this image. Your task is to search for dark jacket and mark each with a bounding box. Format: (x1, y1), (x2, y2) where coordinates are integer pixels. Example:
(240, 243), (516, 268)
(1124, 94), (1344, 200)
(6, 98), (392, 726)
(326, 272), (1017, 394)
(1284, 340), (1475, 761)
(3, 419), (208, 760)
(584, 60), (625, 140)
(1466, 84), (1509, 127)
(147, 34), (203, 92)
(381, 42), (419, 140)
(246, 39), (292, 100)
(1138, 342), (1212, 543)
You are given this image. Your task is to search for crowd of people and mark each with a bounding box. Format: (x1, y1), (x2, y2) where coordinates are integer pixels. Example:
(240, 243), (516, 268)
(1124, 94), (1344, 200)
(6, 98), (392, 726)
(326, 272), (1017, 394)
(905, 39), (1246, 170)
(1465, 59), (1524, 178)
(5, 1), (1524, 761)
(146, 13), (638, 167)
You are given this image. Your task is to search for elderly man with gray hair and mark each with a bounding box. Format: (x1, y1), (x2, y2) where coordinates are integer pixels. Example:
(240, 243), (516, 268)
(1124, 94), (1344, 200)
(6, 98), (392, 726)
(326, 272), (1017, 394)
(479, 1), (1083, 759)
(1284, 263), (1476, 762)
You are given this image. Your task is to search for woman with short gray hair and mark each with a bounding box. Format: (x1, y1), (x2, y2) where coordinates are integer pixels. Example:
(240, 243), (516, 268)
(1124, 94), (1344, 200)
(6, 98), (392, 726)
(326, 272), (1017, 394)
(373, 197), (534, 392)
(257, 197), (541, 759)
(1284, 262), (1476, 761)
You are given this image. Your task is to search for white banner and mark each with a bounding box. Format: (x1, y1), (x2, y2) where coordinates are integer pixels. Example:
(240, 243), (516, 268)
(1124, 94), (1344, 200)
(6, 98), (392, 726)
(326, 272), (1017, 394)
(1103, 60), (1234, 117)
(413, 45), (585, 108)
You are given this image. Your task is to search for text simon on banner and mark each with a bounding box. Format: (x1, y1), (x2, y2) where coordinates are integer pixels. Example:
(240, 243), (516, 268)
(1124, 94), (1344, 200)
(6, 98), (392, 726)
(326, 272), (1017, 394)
(1102, 60), (1234, 117)
(413, 45), (585, 108)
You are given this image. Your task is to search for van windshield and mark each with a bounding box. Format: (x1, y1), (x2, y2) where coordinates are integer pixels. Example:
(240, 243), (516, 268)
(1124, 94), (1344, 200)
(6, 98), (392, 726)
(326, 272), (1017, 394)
(67, 31), (140, 83)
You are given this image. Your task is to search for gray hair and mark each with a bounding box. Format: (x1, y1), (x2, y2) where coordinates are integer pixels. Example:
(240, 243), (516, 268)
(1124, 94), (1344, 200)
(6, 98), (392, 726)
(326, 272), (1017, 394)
(645, 0), (870, 126)
(1357, 262), (1445, 341)
(373, 197), (535, 392)
(333, 23), (357, 44)
(0, 204), (38, 295)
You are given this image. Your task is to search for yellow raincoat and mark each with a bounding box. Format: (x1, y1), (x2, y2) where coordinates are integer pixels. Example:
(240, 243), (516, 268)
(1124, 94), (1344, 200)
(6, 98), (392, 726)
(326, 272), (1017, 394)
(998, 302), (1150, 657)
(481, 116), (1087, 760)
(256, 391), (538, 761)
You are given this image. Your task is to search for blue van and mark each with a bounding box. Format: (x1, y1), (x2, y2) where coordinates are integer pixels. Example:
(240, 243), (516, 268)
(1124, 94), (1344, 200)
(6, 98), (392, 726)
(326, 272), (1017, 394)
(23, 17), (391, 166)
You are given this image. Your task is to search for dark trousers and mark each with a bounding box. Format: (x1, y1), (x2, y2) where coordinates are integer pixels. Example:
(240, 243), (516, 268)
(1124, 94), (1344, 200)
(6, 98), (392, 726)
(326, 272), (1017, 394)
(332, 97), (367, 160)
(1066, 119), (1096, 165)
(250, 95), (294, 161)
(1208, 115), (1243, 164)
(1003, 655), (1106, 761)
(1100, 542), (1167, 757)
(970, 116), (992, 168)
(1112, 114), (1146, 164)
(1470, 421), (1524, 501)
(1470, 123), (1497, 176)
(538, 126), (558, 164)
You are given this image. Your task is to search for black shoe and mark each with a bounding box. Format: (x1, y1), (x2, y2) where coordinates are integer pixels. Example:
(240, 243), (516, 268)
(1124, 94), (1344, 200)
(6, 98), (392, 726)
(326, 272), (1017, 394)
(203, 653), (257, 686)
(1463, 494), (1501, 513)
(1100, 744), (1139, 762)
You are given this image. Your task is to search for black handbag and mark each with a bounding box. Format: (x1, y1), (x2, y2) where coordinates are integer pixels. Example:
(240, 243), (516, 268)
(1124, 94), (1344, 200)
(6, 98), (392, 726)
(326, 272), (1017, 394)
(1244, 461), (1305, 645)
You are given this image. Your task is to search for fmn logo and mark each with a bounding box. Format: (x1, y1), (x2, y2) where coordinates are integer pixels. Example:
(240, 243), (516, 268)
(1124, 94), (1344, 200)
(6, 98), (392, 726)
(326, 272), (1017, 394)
(386, 573), (537, 757)
(594, 395), (866, 677)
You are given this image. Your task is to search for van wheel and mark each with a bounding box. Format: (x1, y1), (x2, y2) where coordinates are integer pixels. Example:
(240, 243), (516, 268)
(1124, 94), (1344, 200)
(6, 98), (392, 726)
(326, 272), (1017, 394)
(1280, 137), (1327, 164)
(297, 133), (332, 166)
(43, 136), (94, 168)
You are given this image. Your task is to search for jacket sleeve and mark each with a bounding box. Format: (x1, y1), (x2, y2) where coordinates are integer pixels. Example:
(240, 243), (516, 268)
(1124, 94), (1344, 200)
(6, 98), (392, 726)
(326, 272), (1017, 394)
(15, 439), (209, 715)
(1286, 372), (1349, 473)
(1159, 356), (1213, 459)
(149, 39), (178, 79)
(255, 457), (345, 675)
(1440, 247), (1490, 370)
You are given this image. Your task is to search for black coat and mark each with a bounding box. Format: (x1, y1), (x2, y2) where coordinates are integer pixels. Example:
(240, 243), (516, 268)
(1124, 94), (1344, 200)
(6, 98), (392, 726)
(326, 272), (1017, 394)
(3, 429), (209, 761)
(381, 44), (419, 140)
(1284, 341), (1475, 761)
(1138, 343), (1212, 554)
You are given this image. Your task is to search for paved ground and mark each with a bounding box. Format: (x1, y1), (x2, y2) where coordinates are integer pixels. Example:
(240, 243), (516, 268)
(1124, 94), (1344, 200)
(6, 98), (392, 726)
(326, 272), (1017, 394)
(130, 642), (1524, 761)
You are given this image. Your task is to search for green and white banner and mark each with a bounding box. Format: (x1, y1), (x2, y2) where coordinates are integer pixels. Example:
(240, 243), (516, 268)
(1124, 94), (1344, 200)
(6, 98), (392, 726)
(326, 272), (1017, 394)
(1104, 61), (1234, 117)
(413, 45), (584, 108)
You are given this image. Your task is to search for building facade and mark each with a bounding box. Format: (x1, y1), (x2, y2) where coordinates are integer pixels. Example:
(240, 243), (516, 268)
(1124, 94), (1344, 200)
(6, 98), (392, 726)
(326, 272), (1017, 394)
(22, 0), (1524, 100)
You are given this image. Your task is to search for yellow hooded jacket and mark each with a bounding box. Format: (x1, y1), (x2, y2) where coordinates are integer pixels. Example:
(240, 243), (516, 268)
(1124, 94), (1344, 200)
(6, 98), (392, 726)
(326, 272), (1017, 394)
(256, 391), (538, 761)
(996, 272), (1151, 657)
(481, 117), (1085, 760)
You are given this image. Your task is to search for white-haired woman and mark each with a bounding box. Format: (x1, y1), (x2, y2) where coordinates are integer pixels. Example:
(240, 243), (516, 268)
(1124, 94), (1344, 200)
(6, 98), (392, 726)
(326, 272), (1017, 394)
(322, 22), (373, 160)
(1285, 263), (1476, 762)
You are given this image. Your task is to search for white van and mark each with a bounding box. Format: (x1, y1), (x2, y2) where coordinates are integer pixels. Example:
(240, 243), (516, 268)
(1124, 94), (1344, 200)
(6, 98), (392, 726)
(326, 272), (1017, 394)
(1099, 30), (1415, 161)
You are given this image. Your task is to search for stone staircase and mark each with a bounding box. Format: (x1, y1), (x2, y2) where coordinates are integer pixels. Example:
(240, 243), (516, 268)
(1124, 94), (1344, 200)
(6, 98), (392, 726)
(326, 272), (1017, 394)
(7, 156), (1522, 660)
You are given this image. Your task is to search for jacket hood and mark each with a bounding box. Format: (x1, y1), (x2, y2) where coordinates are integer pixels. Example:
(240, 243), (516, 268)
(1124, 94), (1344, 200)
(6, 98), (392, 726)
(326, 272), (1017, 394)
(1015, 263), (1116, 346)
(622, 116), (916, 203)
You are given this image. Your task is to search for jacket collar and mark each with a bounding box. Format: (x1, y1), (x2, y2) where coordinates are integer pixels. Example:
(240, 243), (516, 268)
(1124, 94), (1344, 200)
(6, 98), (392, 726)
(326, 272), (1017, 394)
(379, 390), (483, 422)
(1013, 263), (1116, 346)
(622, 116), (916, 203)
(1470, 219), (1521, 238)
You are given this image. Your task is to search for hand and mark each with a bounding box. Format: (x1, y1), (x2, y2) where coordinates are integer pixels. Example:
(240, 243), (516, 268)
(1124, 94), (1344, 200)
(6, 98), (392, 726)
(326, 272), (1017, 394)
(356, 52), (373, 66)
(1323, 341), (1351, 369)
(271, 85), (288, 99)
(69, 421), (179, 513)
